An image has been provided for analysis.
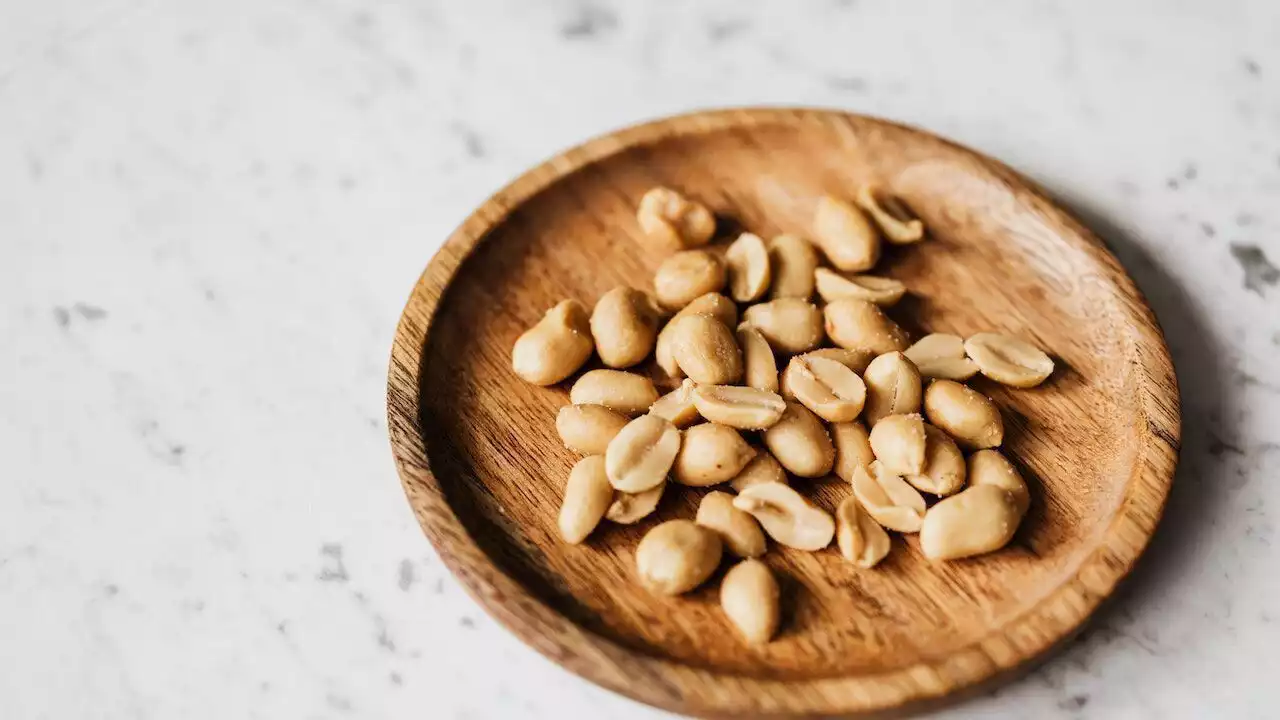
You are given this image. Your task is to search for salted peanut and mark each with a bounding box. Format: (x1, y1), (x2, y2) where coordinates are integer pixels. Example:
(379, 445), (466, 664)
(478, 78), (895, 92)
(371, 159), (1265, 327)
(868, 413), (926, 476)
(728, 451), (789, 493)
(570, 369), (659, 417)
(733, 482), (835, 551)
(556, 404), (630, 454)
(762, 402), (834, 478)
(558, 456), (614, 544)
(968, 449), (1030, 517)
(692, 385), (786, 429)
(511, 300), (594, 386)
(923, 379), (1003, 450)
(851, 461), (927, 533)
(648, 379), (700, 428)
(635, 520), (723, 595)
(835, 495), (891, 568)
(797, 348), (877, 379)
(824, 298), (910, 355)
(814, 268), (906, 306)
(812, 195), (881, 271)
(589, 287), (661, 368)
(669, 314), (743, 384)
(673, 423), (756, 487)
(862, 352), (923, 426)
(606, 483), (665, 524)
(767, 234), (819, 299)
(920, 485), (1022, 561)
(905, 424), (966, 496)
(654, 250), (726, 310)
(738, 325), (779, 393)
(903, 333), (979, 381)
(832, 421), (875, 483)
(654, 293), (737, 377)
(725, 233), (772, 302)
(696, 491), (767, 557)
(742, 299), (824, 354)
(720, 559), (780, 644)
(784, 355), (867, 423)
(636, 186), (716, 248)
(964, 333), (1055, 388)
(606, 414), (681, 492)
(855, 185), (925, 245)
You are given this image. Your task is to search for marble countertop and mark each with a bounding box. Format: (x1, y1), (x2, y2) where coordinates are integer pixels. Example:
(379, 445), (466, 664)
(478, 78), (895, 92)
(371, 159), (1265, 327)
(2, 0), (1278, 717)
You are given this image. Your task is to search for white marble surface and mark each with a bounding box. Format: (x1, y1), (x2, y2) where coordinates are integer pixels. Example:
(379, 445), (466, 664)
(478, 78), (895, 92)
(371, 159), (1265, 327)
(1, 0), (1278, 717)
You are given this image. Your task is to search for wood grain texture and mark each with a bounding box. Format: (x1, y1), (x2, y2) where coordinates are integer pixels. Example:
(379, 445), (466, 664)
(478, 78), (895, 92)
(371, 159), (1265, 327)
(386, 108), (1180, 718)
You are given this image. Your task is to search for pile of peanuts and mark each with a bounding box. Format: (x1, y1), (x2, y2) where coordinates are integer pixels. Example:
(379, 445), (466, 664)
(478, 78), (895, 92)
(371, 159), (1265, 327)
(511, 186), (1055, 645)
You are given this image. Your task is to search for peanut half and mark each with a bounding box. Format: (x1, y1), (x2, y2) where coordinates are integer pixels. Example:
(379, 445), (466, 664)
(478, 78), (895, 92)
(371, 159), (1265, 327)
(720, 559), (780, 644)
(784, 354), (867, 423)
(725, 232), (772, 302)
(589, 286), (662, 368)
(968, 448), (1030, 517)
(654, 250), (726, 311)
(854, 185), (925, 245)
(812, 195), (881, 271)
(738, 325), (779, 393)
(673, 423), (756, 487)
(767, 234), (819, 299)
(556, 404), (630, 455)
(964, 332), (1055, 388)
(733, 482), (835, 551)
(511, 299), (594, 386)
(836, 495), (890, 568)
(635, 520), (723, 595)
(905, 424), (966, 497)
(742, 298), (825, 354)
(728, 450), (789, 493)
(605, 414), (681, 492)
(762, 401), (835, 478)
(570, 369), (659, 417)
(851, 461), (927, 533)
(637, 187), (716, 249)
(648, 379), (700, 428)
(903, 333), (979, 381)
(862, 351), (923, 426)
(823, 298), (910, 355)
(654, 292), (737, 378)
(814, 268), (906, 306)
(696, 491), (767, 557)
(692, 384), (786, 430)
(606, 483), (665, 524)
(831, 420), (875, 483)
(920, 485), (1022, 561)
(669, 313), (743, 385)
(558, 455), (614, 544)
(922, 379), (1003, 450)
(868, 413), (926, 476)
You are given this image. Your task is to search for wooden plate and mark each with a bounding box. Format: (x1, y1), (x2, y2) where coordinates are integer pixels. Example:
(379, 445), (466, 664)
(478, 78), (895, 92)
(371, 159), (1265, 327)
(386, 108), (1179, 717)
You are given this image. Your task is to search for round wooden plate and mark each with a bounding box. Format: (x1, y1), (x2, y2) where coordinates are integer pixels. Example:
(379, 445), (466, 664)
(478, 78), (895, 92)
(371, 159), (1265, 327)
(387, 108), (1179, 717)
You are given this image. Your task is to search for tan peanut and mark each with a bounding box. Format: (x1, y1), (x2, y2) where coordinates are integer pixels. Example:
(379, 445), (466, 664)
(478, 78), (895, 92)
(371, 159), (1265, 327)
(606, 483), (665, 524)
(868, 413), (926, 476)
(814, 268), (906, 306)
(832, 421), (875, 483)
(672, 423), (756, 487)
(738, 325), (779, 393)
(968, 449), (1030, 517)
(920, 485), (1022, 561)
(635, 520), (723, 595)
(862, 351), (923, 425)
(725, 232), (772, 302)
(668, 313), (743, 384)
(812, 195), (881, 271)
(781, 349), (877, 399)
(589, 286), (661, 368)
(728, 451), (789, 493)
(784, 354), (867, 422)
(762, 402), (835, 478)
(720, 559), (780, 644)
(732, 482), (835, 551)
(637, 187), (716, 249)
(923, 379), (1003, 449)
(654, 292), (737, 377)
(558, 455), (614, 544)
(648, 379), (700, 428)
(742, 298), (825, 354)
(654, 250), (726, 310)
(767, 234), (819, 299)
(511, 300), (594, 386)
(605, 414), (681, 492)
(696, 491), (767, 557)
(692, 385), (786, 429)
(556, 404), (630, 454)
(835, 496), (890, 568)
(905, 424), (966, 496)
(824, 298), (910, 355)
(570, 369), (659, 417)
(964, 333), (1055, 388)
(903, 333), (979, 381)
(851, 461), (927, 533)
(854, 185), (925, 245)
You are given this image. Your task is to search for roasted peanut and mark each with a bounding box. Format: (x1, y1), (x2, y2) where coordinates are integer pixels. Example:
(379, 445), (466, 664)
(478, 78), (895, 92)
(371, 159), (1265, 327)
(835, 495), (890, 568)
(964, 333), (1055, 388)
(783, 354), (867, 422)
(692, 384), (786, 429)
(814, 268), (906, 306)
(920, 485), (1022, 561)
(606, 483), (665, 524)
(635, 520), (723, 595)
(648, 379), (700, 427)
(742, 298), (824, 354)
(762, 402), (835, 477)
(868, 413), (927, 476)
(511, 300), (594, 386)
(605, 414), (681, 492)
(824, 298), (910, 355)
(726, 232), (772, 302)
(862, 351), (923, 425)
(781, 350), (877, 401)
(669, 313), (743, 384)
(720, 559), (780, 644)
(556, 404), (630, 454)
(854, 185), (924, 245)
(905, 424), (966, 496)
(738, 325), (779, 393)
(968, 449), (1030, 517)
(570, 369), (659, 417)
(903, 333), (979, 381)
(558, 455), (614, 544)
(812, 195), (881, 271)
(590, 286), (661, 368)
(654, 293), (737, 377)
(768, 234), (819, 299)
(654, 250), (726, 310)
(831, 420), (875, 483)
(673, 423), (756, 487)
(637, 187), (716, 248)
(696, 491), (767, 557)
(732, 482), (835, 551)
(728, 450), (789, 493)
(851, 461), (927, 533)
(922, 379), (1003, 449)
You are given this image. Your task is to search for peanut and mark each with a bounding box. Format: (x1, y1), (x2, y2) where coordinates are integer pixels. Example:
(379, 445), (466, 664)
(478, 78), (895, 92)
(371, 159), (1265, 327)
(654, 250), (726, 310)
(725, 232), (772, 302)
(672, 423), (756, 487)
(814, 268), (906, 306)
(648, 379), (700, 428)
(732, 482), (835, 551)
(903, 333), (979, 381)
(904, 424), (966, 497)
(851, 461), (926, 533)
(824, 298), (910, 355)
(767, 234), (818, 299)
(589, 286), (662, 368)
(964, 332), (1055, 388)
(558, 455), (614, 544)
(720, 559), (780, 644)
(742, 298), (825, 354)
(696, 491), (767, 557)
(862, 351), (923, 426)
(812, 195), (881, 271)
(556, 404), (630, 455)
(831, 420), (875, 483)
(605, 414), (681, 492)
(738, 325), (779, 393)
(654, 292), (737, 378)
(728, 450), (789, 493)
(868, 413), (927, 476)
(606, 483), (665, 524)
(835, 495), (890, 568)
(692, 384), (786, 429)
(920, 485), (1022, 561)
(762, 402), (835, 478)
(570, 369), (659, 417)
(635, 520), (723, 595)
(637, 187), (716, 248)
(784, 354), (867, 422)
(968, 449), (1030, 517)
(511, 300), (594, 386)
(668, 313), (743, 385)
(922, 379), (1003, 450)
(854, 185), (924, 245)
